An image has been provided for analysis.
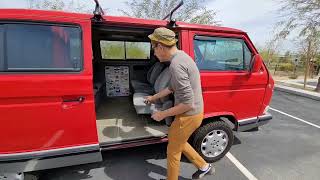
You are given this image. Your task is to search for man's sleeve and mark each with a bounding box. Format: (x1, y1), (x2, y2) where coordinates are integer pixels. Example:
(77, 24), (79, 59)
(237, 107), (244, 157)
(170, 63), (194, 106)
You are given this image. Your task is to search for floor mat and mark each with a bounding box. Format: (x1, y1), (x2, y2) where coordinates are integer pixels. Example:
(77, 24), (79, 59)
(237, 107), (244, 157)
(96, 97), (168, 144)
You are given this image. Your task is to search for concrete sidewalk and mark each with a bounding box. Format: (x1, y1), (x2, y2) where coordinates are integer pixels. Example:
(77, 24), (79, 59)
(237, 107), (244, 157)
(275, 84), (320, 101)
(277, 77), (319, 89)
(274, 76), (319, 101)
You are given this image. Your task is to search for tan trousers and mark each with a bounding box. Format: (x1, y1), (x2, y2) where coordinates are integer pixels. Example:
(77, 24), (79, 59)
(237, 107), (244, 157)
(167, 112), (207, 180)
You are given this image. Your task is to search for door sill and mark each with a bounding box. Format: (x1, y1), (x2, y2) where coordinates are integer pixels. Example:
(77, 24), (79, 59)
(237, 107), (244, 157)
(100, 136), (168, 151)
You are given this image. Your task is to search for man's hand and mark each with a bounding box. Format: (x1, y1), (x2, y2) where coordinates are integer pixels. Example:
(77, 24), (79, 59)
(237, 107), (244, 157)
(144, 88), (172, 105)
(144, 96), (156, 104)
(151, 111), (166, 122)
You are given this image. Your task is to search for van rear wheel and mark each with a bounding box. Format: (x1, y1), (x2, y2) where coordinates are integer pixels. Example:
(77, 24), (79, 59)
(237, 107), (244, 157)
(0, 172), (39, 180)
(192, 121), (234, 163)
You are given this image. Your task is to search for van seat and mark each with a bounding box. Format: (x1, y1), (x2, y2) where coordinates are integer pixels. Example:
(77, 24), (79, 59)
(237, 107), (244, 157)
(133, 67), (174, 126)
(133, 93), (174, 116)
(131, 62), (165, 94)
(130, 81), (155, 94)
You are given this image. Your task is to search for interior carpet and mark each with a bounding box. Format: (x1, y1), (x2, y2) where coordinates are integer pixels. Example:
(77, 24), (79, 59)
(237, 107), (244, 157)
(96, 97), (168, 144)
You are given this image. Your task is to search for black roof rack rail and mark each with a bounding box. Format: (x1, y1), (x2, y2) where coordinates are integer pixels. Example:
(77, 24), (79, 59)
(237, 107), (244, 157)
(92, 0), (105, 22)
(162, 0), (184, 28)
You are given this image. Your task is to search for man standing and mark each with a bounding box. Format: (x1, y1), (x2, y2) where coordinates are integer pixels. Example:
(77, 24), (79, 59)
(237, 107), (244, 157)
(145, 27), (214, 180)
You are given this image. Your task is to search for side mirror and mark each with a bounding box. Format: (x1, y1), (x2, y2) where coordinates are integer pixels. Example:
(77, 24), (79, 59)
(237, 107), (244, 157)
(250, 54), (263, 73)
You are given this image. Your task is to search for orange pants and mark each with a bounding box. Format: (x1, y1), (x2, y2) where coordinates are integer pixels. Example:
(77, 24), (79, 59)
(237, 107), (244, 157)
(167, 112), (207, 180)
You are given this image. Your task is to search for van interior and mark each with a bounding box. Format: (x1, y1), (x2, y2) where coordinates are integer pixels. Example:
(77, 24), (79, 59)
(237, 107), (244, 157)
(92, 25), (175, 146)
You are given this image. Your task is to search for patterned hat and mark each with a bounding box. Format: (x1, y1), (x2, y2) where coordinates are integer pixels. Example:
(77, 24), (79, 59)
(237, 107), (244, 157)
(148, 27), (178, 46)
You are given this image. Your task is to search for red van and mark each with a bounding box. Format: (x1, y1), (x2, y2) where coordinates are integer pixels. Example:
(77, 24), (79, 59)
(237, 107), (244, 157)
(0, 3), (273, 179)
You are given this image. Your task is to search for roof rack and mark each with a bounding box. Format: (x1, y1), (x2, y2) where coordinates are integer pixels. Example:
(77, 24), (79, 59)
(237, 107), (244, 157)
(92, 0), (105, 22)
(162, 0), (184, 28)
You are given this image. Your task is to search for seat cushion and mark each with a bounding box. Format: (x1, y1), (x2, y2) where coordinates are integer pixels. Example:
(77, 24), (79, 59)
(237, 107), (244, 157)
(135, 87), (155, 94)
(131, 80), (149, 90)
(153, 67), (171, 103)
(154, 68), (170, 93)
(133, 93), (164, 114)
(131, 80), (155, 94)
(133, 93), (154, 114)
(148, 62), (165, 85)
(131, 62), (165, 94)
(133, 93), (174, 115)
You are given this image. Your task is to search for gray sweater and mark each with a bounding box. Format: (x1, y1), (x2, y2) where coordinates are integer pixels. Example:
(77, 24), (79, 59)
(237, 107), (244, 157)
(168, 50), (204, 116)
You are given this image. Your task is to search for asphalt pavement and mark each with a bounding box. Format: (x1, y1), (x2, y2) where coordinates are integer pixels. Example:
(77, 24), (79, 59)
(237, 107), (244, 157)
(41, 90), (320, 180)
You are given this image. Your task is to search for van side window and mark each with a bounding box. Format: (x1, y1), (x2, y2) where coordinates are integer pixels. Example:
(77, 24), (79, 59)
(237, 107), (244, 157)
(194, 36), (252, 71)
(2, 23), (82, 72)
(100, 40), (151, 60)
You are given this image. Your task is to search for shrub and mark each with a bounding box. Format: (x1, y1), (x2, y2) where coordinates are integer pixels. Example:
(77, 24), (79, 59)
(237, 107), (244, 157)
(289, 74), (298, 79)
(278, 63), (294, 72)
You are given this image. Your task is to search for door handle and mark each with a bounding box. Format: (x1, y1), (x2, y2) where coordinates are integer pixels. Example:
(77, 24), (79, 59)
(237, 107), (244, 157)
(61, 96), (85, 109)
(62, 96), (85, 103)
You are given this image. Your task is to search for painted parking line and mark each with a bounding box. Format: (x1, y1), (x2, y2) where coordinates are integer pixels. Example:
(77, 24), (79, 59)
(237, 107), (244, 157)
(270, 107), (320, 129)
(226, 152), (258, 180)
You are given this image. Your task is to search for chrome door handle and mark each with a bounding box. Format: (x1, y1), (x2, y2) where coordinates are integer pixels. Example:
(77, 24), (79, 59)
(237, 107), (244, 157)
(62, 96), (85, 103)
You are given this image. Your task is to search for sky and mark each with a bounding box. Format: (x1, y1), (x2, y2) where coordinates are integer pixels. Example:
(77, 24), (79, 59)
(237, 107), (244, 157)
(0, 0), (295, 53)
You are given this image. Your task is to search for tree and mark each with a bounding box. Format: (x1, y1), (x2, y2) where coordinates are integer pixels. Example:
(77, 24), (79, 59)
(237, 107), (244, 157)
(261, 30), (284, 67)
(28, 0), (91, 13)
(276, 0), (320, 90)
(258, 31), (284, 76)
(297, 32), (320, 86)
(120, 0), (219, 25)
(259, 48), (279, 66)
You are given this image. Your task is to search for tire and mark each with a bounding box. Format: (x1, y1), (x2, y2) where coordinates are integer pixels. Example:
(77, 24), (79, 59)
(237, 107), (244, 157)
(192, 120), (234, 163)
(0, 173), (24, 180)
(24, 172), (40, 180)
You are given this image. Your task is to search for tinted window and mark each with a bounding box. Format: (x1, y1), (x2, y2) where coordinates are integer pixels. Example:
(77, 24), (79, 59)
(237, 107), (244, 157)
(100, 40), (150, 60)
(5, 24), (82, 72)
(194, 36), (252, 71)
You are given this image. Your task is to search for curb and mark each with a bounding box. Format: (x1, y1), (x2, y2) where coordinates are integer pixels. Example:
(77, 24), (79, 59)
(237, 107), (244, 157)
(275, 84), (320, 101)
(279, 81), (316, 89)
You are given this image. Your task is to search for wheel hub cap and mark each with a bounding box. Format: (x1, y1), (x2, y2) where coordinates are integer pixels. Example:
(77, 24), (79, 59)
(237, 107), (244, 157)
(201, 130), (229, 158)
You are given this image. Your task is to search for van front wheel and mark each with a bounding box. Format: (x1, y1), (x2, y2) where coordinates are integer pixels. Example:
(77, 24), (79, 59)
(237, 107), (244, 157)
(24, 172), (40, 180)
(192, 121), (234, 163)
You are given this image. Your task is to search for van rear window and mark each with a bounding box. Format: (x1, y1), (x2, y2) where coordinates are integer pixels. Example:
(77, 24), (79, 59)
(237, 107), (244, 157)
(100, 40), (150, 60)
(0, 23), (82, 72)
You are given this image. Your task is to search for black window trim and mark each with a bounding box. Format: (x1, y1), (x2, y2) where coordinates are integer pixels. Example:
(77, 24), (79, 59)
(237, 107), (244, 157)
(0, 20), (84, 74)
(194, 35), (253, 72)
(243, 41), (252, 70)
(0, 25), (5, 71)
